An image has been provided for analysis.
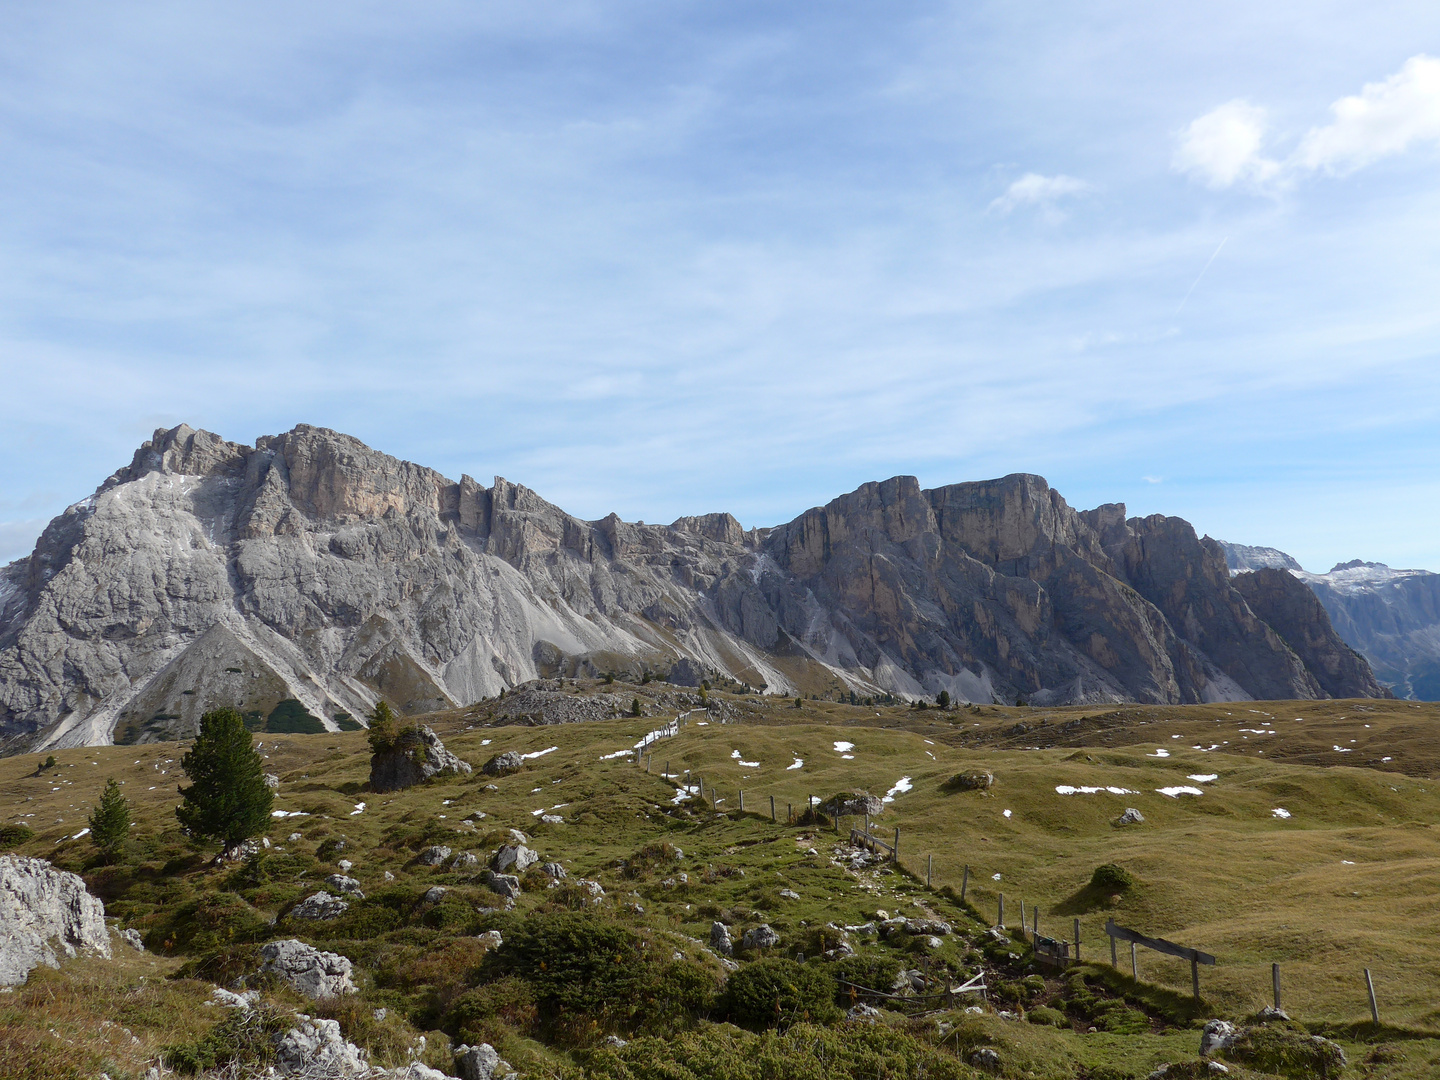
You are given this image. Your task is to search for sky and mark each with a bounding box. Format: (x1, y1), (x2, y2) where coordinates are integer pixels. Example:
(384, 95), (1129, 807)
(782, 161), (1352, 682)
(2, 2), (1440, 573)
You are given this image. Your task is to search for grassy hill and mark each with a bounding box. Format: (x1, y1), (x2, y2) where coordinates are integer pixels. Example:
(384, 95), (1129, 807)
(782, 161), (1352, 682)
(3, 684), (1439, 1078)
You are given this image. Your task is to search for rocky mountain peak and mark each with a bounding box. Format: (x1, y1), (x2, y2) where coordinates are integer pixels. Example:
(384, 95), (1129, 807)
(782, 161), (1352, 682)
(0, 423), (1388, 752)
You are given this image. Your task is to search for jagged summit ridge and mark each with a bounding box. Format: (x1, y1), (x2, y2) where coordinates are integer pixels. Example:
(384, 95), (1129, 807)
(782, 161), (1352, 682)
(0, 424), (1385, 751)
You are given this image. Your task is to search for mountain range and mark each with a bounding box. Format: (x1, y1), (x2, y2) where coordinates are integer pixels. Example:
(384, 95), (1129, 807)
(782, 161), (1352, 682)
(0, 424), (1387, 752)
(1221, 543), (1440, 701)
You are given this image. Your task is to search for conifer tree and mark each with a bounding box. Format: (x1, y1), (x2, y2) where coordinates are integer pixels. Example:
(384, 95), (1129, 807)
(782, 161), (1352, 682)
(176, 707), (274, 852)
(88, 778), (130, 862)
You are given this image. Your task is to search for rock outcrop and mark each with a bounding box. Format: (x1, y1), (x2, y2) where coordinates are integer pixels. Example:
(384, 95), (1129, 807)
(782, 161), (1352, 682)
(0, 424), (1391, 751)
(258, 938), (357, 997)
(369, 725), (472, 792)
(0, 854), (111, 986)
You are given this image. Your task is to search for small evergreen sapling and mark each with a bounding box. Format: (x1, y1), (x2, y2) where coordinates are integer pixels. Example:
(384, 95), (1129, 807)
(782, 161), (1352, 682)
(176, 707), (274, 853)
(88, 778), (131, 861)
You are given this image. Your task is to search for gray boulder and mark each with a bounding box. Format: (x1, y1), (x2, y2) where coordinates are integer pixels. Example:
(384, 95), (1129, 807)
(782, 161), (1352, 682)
(417, 845), (453, 866)
(971, 1047), (1002, 1072)
(423, 886), (449, 904)
(822, 791), (884, 817)
(0, 854), (110, 987)
(847, 1003), (881, 1021)
(326, 874), (365, 897)
(1117, 807), (1145, 825)
(120, 927), (145, 951)
(481, 871), (521, 899)
(709, 921), (733, 957)
(455, 1042), (515, 1080)
(481, 751), (524, 777)
(274, 1015), (368, 1075)
(264, 773), (280, 790)
(742, 924), (780, 949)
(370, 725), (472, 793)
(1199, 1019), (1237, 1057)
(258, 938), (357, 998)
(451, 851), (481, 873)
(290, 892), (350, 921)
(541, 862), (567, 880)
(945, 772), (994, 792)
(491, 844), (539, 874)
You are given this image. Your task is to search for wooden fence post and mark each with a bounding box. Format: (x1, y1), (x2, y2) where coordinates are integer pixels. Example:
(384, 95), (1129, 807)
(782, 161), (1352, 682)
(1272, 963), (1281, 1011)
(1032, 905), (1039, 938)
(1365, 969), (1380, 1024)
(1110, 928), (1118, 967)
(739, 790), (744, 812)
(961, 865), (969, 901)
(1192, 956), (1200, 1001)
(893, 827), (899, 864)
(1074, 918), (1080, 963)
(770, 795), (776, 822)
(787, 802), (792, 823)
(1019, 899), (1026, 937)
(998, 893), (1005, 927)
(1130, 942), (1138, 980)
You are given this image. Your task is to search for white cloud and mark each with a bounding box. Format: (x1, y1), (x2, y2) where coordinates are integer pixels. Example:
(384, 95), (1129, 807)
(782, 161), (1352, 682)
(989, 173), (1091, 215)
(1294, 55), (1440, 174)
(1172, 100), (1279, 189)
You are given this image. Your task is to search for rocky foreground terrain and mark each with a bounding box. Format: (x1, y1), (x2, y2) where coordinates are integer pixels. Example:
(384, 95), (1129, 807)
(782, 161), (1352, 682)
(0, 424), (1384, 752)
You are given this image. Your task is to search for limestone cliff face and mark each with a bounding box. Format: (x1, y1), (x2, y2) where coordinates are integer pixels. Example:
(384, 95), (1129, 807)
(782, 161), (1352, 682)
(0, 425), (1386, 751)
(1231, 568), (1389, 700)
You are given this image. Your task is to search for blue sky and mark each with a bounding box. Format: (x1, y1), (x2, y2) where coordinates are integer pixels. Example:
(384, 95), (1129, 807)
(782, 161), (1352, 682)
(3, 2), (1440, 573)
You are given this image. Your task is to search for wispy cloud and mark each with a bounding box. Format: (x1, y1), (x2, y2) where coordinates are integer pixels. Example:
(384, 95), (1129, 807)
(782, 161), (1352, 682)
(989, 173), (1092, 216)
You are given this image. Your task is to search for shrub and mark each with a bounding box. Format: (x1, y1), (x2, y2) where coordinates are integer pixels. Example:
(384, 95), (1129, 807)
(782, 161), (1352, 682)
(0, 823), (34, 848)
(1027, 1005), (1067, 1027)
(447, 977), (540, 1041)
(721, 958), (840, 1030)
(832, 953), (902, 1005)
(147, 891), (270, 954)
(1089, 864), (1135, 892)
(161, 1006), (289, 1074)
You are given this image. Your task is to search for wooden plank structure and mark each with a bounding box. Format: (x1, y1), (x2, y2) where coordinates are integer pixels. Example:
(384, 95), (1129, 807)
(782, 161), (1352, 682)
(1105, 919), (1215, 1000)
(1032, 933), (1073, 969)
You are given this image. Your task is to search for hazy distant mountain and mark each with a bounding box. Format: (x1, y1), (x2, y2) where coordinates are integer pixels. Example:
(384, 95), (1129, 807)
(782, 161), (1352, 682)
(0, 425), (1385, 752)
(1217, 541), (1304, 573)
(1220, 542), (1440, 701)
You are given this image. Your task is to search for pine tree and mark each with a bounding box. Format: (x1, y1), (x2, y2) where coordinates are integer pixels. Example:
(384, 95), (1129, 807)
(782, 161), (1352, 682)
(630, 697), (642, 717)
(88, 778), (130, 861)
(176, 707), (274, 852)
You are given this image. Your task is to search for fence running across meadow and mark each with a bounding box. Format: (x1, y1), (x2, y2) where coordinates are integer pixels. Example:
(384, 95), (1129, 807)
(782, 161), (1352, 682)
(627, 718), (1393, 1024)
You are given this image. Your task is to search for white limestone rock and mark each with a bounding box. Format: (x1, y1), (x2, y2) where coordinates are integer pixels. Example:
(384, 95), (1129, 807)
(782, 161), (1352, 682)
(0, 854), (110, 987)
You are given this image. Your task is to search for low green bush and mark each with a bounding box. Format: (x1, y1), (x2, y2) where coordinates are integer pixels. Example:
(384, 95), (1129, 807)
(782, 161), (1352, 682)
(0, 823), (35, 848)
(160, 1006), (289, 1074)
(721, 958), (840, 1031)
(1222, 1021), (1347, 1079)
(1089, 863), (1135, 892)
(1026, 1005), (1067, 1027)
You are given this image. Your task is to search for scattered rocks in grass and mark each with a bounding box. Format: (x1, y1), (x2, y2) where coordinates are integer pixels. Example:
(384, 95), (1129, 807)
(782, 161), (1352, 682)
(576, 879), (604, 898)
(541, 862), (567, 880)
(209, 986), (257, 1010)
(1117, 808), (1145, 826)
(1200, 1019), (1236, 1056)
(847, 1003), (881, 1021)
(476, 930), (503, 949)
(779, 888), (800, 900)
(822, 791), (884, 816)
(291, 892), (350, 921)
(0, 855), (109, 987)
(417, 845), (452, 866)
(423, 886), (449, 904)
(120, 928), (145, 951)
(451, 852), (481, 873)
(263, 773), (280, 790)
(259, 939), (356, 997)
